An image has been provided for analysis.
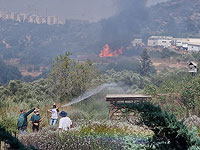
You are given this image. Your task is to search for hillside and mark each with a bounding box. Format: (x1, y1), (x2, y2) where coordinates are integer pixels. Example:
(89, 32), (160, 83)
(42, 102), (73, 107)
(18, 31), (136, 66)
(0, 0), (200, 70)
(147, 0), (200, 37)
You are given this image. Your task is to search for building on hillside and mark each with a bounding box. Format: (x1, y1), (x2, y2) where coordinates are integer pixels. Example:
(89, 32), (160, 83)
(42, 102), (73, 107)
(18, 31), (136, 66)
(47, 16), (58, 25)
(19, 14), (27, 22)
(132, 39), (144, 47)
(187, 38), (200, 44)
(173, 38), (188, 46)
(173, 38), (189, 50)
(188, 43), (200, 51)
(147, 36), (173, 47)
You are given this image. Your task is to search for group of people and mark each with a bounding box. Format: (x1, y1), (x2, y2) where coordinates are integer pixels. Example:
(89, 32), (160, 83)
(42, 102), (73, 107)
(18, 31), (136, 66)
(17, 103), (72, 134)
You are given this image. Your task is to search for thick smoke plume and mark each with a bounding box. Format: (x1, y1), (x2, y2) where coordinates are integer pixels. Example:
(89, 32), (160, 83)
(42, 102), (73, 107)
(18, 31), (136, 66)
(100, 0), (148, 49)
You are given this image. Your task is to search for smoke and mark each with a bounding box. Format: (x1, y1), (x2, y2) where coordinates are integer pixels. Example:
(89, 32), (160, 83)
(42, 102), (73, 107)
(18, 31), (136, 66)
(99, 0), (149, 49)
(114, 0), (147, 13)
(61, 83), (117, 107)
(61, 81), (139, 107)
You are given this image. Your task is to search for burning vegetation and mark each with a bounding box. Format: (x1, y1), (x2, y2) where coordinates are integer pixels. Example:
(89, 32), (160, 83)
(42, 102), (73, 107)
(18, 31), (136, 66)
(99, 44), (123, 58)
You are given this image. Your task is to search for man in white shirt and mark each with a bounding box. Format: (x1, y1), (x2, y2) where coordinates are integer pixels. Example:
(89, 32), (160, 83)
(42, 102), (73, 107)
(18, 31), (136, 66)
(58, 111), (72, 131)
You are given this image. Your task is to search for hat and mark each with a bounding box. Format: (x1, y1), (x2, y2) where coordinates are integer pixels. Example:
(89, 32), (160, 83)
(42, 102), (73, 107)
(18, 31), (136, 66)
(59, 111), (68, 117)
(53, 103), (56, 106)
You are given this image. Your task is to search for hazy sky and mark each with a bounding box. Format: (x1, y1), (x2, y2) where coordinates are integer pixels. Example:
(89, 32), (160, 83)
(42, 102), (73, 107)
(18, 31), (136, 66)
(0, 0), (169, 22)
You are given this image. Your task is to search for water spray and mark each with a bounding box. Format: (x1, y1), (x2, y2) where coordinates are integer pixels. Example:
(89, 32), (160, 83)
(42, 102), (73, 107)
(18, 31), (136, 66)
(61, 83), (117, 107)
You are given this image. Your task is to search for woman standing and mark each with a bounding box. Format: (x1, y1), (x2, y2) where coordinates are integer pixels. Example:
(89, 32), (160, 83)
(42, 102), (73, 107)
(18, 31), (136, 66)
(48, 103), (59, 125)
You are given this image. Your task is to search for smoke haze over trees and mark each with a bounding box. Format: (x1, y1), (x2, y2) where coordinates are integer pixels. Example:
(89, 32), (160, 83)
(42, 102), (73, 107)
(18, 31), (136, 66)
(100, 0), (149, 49)
(0, 0), (200, 83)
(0, 0), (168, 21)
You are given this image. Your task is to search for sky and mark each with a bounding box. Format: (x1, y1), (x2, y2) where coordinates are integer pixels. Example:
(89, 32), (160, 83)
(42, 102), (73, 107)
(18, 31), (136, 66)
(0, 0), (169, 22)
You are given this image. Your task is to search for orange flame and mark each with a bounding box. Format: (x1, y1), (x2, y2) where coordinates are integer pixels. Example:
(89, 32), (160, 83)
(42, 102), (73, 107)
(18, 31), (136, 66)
(99, 44), (123, 57)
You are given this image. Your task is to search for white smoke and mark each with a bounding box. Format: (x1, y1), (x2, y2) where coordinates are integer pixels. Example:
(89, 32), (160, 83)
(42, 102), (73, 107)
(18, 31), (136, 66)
(61, 83), (117, 107)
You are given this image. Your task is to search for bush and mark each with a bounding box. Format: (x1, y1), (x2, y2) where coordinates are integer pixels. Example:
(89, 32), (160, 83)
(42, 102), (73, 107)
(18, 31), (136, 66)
(115, 102), (200, 149)
(0, 113), (18, 134)
(0, 125), (29, 150)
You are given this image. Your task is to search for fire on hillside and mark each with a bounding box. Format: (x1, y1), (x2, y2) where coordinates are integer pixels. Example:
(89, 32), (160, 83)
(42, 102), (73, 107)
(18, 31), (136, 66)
(99, 44), (123, 58)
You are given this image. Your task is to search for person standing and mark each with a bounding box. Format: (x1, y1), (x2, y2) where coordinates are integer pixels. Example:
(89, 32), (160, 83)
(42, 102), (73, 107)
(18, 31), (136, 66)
(17, 108), (35, 134)
(48, 103), (59, 126)
(58, 111), (72, 131)
(30, 108), (41, 132)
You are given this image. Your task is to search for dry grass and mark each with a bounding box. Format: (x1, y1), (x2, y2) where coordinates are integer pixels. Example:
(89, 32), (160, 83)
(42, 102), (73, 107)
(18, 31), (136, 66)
(152, 58), (187, 73)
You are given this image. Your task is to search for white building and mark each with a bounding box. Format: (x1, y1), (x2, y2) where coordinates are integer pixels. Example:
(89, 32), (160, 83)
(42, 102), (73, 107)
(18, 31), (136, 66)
(148, 36), (173, 47)
(173, 38), (200, 51)
(132, 39), (144, 47)
(188, 44), (200, 51)
(47, 16), (58, 25)
(148, 36), (200, 51)
(187, 38), (200, 44)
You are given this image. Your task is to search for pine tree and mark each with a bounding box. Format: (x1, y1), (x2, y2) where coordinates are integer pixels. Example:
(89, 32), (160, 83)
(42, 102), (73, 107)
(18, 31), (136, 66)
(140, 49), (153, 76)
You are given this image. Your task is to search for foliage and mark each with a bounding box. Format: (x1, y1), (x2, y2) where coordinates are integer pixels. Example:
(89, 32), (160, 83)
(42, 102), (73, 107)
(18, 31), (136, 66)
(140, 49), (156, 76)
(48, 52), (101, 102)
(104, 69), (151, 90)
(0, 59), (22, 84)
(0, 79), (54, 106)
(19, 129), (124, 150)
(114, 101), (200, 150)
(79, 121), (152, 137)
(18, 121), (152, 150)
(144, 71), (193, 117)
(0, 0), (200, 68)
(181, 74), (200, 116)
(123, 136), (147, 150)
(145, 71), (191, 94)
(0, 113), (18, 134)
(149, 48), (179, 59)
(0, 19), (101, 66)
(98, 58), (141, 73)
(0, 125), (31, 150)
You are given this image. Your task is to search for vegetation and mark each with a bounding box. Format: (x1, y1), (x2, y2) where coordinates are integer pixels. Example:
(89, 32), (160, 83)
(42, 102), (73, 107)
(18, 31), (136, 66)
(0, 0), (200, 68)
(1, 0), (200, 149)
(48, 52), (102, 102)
(115, 101), (200, 150)
(140, 49), (156, 76)
(0, 59), (22, 84)
(0, 125), (29, 150)
(18, 121), (152, 150)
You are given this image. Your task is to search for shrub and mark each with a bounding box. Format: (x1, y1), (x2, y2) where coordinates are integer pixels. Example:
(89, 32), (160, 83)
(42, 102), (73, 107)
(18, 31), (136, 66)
(114, 102), (200, 149)
(0, 125), (29, 150)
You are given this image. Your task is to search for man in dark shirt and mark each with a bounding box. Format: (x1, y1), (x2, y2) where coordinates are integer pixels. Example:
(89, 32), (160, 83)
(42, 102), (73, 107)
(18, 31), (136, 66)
(17, 108), (35, 134)
(30, 109), (41, 132)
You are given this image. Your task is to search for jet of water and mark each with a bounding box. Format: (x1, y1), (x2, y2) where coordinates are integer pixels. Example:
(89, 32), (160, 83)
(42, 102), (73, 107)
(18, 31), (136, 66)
(61, 83), (117, 107)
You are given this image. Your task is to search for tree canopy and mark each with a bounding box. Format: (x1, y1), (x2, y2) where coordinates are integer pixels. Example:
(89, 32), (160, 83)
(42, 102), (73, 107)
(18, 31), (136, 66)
(48, 52), (101, 102)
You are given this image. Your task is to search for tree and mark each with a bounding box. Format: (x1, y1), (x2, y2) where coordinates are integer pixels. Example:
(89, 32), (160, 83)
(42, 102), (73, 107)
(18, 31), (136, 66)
(48, 52), (101, 102)
(140, 49), (155, 76)
(181, 74), (200, 117)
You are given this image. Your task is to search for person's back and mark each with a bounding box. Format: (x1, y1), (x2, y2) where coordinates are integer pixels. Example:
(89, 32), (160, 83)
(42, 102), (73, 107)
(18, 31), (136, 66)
(58, 111), (72, 131)
(59, 117), (72, 131)
(17, 108), (35, 134)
